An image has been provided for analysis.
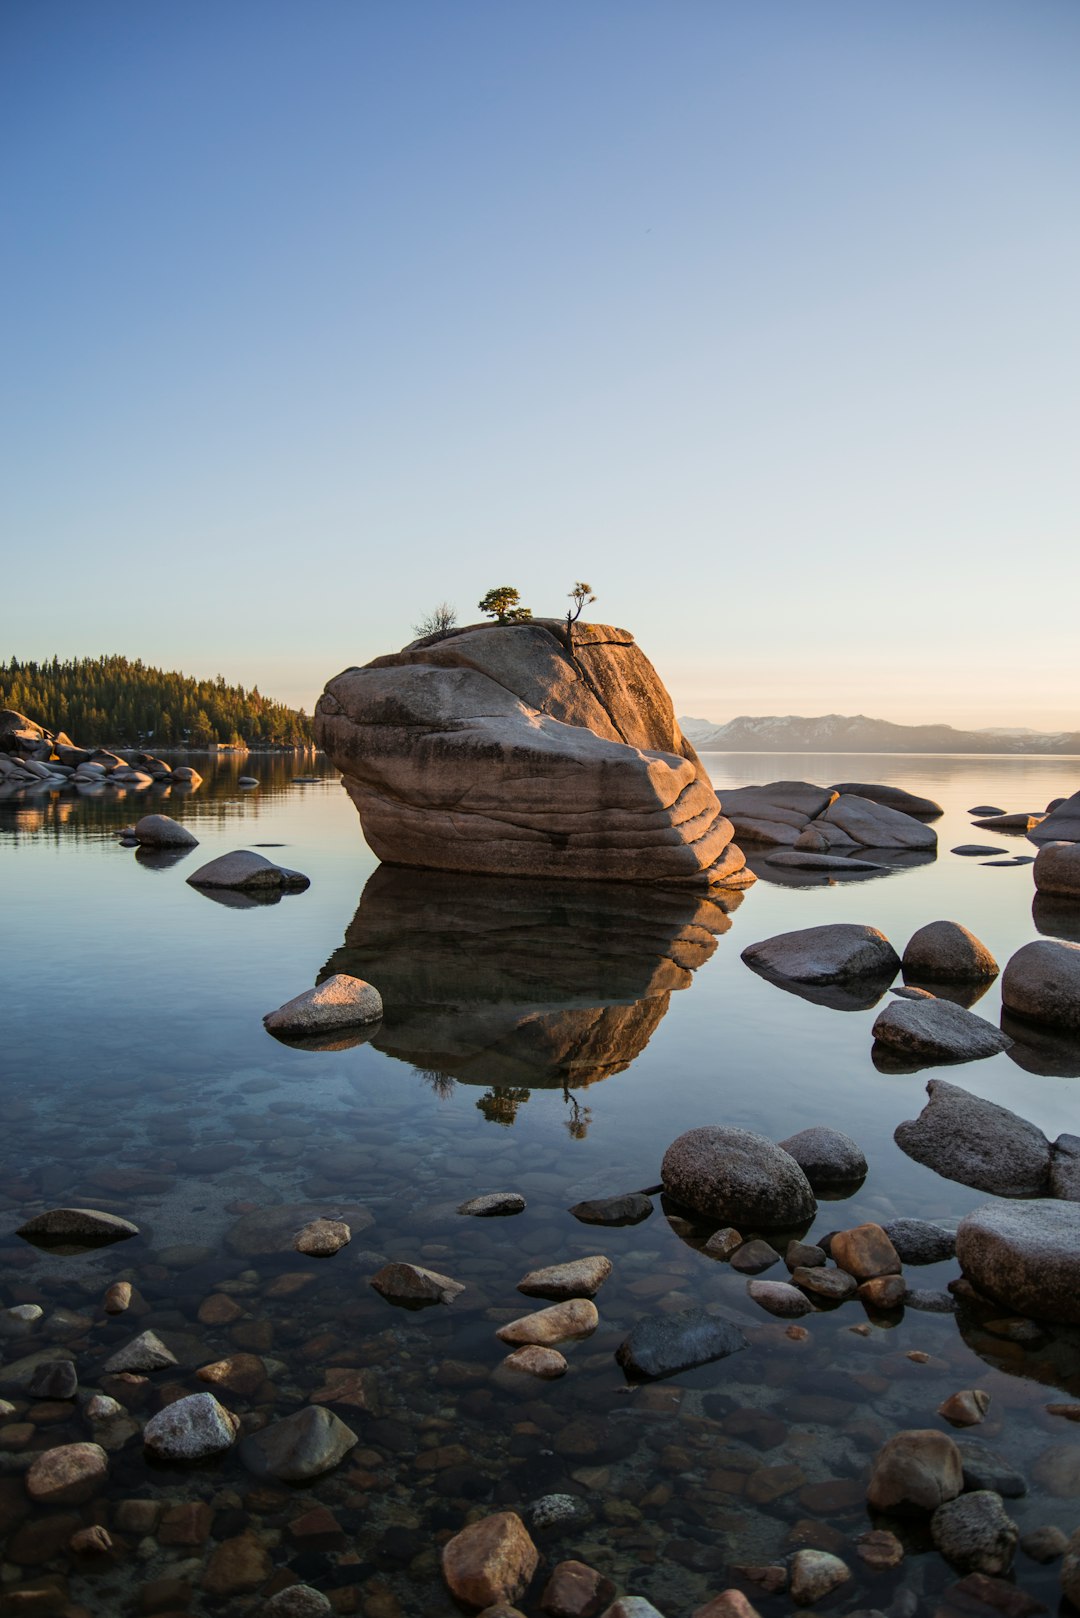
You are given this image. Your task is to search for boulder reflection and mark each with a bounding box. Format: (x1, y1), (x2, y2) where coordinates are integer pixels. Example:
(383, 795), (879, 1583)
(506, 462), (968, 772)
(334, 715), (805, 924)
(319, 866), (743, 1114)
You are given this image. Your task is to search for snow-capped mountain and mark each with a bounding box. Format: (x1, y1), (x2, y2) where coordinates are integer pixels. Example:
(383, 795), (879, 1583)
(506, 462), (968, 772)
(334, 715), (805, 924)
(678, 713), (1080, 755)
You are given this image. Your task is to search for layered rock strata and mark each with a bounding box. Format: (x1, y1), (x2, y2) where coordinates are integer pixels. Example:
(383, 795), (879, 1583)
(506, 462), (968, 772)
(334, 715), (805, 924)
(315, 622), (750, 888)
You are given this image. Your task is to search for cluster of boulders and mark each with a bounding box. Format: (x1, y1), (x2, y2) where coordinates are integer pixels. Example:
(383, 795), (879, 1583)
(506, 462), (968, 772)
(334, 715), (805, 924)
(0, 709), (203, 796)
(718, 779), (940, 867)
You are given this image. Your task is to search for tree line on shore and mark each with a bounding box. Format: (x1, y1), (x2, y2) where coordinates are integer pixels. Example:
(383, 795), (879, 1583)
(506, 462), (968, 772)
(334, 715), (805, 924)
(0, 655), (314, 748)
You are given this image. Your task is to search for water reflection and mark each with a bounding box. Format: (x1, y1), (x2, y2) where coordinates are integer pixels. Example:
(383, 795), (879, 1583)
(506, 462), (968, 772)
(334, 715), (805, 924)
(1033, 893), (1080, 945)
(1001, 1012), (1080, 1077)
(318, 867), (742, 1108)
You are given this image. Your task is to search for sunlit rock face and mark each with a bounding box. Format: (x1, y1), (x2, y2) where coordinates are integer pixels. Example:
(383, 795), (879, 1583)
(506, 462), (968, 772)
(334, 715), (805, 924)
(318, 865), (742, 1091)
(314, 621), (751, 888)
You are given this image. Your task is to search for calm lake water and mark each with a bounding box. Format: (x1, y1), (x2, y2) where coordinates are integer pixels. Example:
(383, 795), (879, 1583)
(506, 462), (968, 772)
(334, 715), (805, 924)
(2, 751), (1079, 1616)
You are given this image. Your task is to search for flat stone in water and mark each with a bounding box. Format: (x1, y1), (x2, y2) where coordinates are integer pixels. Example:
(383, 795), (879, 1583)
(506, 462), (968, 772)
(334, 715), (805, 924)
(517, 1255), (612, 1300)
(615, 1309), (747, 1380)
(496, 1299), (599, 1347)
(568, 1192), (653, 1226)
(458, 1192), (526, 1216)
(953, 845), (1006, 856)
(746, 1280), (814, 1318)
(104, 1330), (178, 1374)
(872, 998), (1012, 1063)
(16, 1207), (139, 1245)
(371, 1262), (465, 1306)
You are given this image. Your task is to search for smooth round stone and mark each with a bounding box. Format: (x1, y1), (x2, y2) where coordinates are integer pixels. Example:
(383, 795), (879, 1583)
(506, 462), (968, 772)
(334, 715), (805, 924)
(567, 1192), (652, 1226)
(956, 1201), (1080, 1326)
(294, 1218), (351, 1256)
(789, 1549), (852, 1604)
(730, 1239), (781, 1274)
(1002, 940), (1080, 1032)
(741, 922), (901, 984)
(441, 1511), (539, 1610)
(661, 1126), (816, 1227)
(16, 1207), (139, 1243)
(1035, 841), (1080, 899)
(226, 1202), (373, 1256)
(746, 1280), (813, 1318)
(777, 1126), (867, 1186)
(615, 1309), (747, 1380)
(872, 998), (1012, 1062)
(792, 1265), (857, 1302)
(500, 1346), (568, 1379)
(187, 849), (309, 890)
(496, 1300), (599, 1347)
(881, 1218), (956, 1265)
(263, 1586), (333, 1616)
(526, 1493), (593, 1531)
(829, 1223), (901, 1282)
(25, 1442), (108, 1505)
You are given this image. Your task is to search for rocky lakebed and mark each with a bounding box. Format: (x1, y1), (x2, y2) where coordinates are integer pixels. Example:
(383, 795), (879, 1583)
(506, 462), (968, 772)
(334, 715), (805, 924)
(2, 729), (1080, 1618)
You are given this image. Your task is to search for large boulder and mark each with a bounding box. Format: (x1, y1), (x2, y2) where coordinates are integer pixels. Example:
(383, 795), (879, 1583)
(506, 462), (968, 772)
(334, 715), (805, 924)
(741, 923), (900, 986)
(1030, 790), (1080, 844)
(819, 794), (938, 850)
(717, 782), (835, 847)
(1034, 841), (1080, 898)
(1001, 939), (1080, 1032)
(894, 1080), (1051, 1197)
(187, 851), (310, 891)
(902, 921), (998, 983)
(314, 622), (750, 888)
(133, 813), (198, 848)
(956, 1201), (1080, 1325)
(661, 1126), (816, 1226)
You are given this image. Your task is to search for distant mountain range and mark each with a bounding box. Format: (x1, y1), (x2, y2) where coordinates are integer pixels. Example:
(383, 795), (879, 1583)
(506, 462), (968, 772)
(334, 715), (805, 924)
(679, 713), (1080, 755)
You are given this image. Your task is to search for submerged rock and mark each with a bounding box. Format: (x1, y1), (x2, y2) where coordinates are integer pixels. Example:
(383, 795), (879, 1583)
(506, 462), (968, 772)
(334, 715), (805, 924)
(132, 813), (198, 847)
(315, 622), (750, 889)
(956, 1200), (1080, 1325)
(746, 1280), (814, 1318)
(867, 1429), (963, 1513)
(458, 1192), (526, 1217)
(881, 1217), (957, 1264)
(226, 1200), (372, 1256)
(568, 1192), (653, 1226)
(820, 794), (938, 850)
(517, 1256), (612, 1300)
(615, 1309), (747, 1380)
(661, 1126), (816, 1227)
(104, 1330), (178, 1374)
(294, 1218), (351, 1256)
(241, 1406), (358, 1481)
(872, 998), (1012, 1064)
(894, 1079), (1051, 1196)
(741, 922), (900, 985)
(788, 1549), (852, 1605)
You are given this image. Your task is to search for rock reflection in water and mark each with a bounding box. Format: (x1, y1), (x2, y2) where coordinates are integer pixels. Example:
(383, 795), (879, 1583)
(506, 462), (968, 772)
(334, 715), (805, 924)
(319, 866), (743, 1107)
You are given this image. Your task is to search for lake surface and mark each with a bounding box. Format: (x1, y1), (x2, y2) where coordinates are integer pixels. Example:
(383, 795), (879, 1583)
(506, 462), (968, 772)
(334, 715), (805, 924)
(2, 751), (1079, 1616)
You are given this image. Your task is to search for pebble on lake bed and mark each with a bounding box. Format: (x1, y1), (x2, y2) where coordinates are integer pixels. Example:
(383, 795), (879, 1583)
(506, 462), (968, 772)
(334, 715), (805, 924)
(371, 1261), (465, 1306)
(25, 1442), (108, 1505)
(939, 1389), (992, 1426)
(143, 1392), (240, 1460)
(501, 1345), (568, 1379)
(517, 1255), (612, 1300)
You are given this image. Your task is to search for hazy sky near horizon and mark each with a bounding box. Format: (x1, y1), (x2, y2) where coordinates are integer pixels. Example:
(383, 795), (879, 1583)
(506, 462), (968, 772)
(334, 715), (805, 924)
(3, 1), (1078, 729)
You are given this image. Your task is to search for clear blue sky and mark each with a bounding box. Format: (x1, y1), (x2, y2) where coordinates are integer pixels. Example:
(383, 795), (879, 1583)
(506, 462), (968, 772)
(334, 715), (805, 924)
(3, 1), (1078, 728)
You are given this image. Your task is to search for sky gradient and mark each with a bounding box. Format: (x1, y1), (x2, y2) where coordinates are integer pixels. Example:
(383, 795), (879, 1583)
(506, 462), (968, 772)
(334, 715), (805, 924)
(3, 1), (1078, 729)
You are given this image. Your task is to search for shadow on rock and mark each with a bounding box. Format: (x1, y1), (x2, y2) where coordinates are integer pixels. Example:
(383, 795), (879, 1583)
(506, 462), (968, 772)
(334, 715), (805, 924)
(1001, 1012), (1080, 1077)
(316, 865), (741, 1092)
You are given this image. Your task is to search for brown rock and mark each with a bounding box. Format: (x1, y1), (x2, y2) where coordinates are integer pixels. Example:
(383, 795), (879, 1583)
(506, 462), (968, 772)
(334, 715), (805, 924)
(939, 1389), (991, 1426)
(539, 1560), (615, 1617)
(158, 1501), (213, 1545)
(858, 1274), (907, 1310)
(829, 1223), (901, 1282)
(309, 1367), (381, 1412)
(496, 1300), (599, 1347)
(745, 1463), (804, 1504)
(198, 1293), (244, 1325)
(103, 1282), (132, 1314)
(196, 1354), (267, 1397)
(114, 1499), (162, 1533)
(867, 1429), (963, 1513)
(70, 1525), (113, 1555)
(294, 1218), (351, 1256)
(694, 1593), (764, 1618)
(370, 1262), (465, 1305)
(25, 1443), (108, 1506)
(315, 622), (750, 888)
(441, 1511), (539, 1609)
(287, 1505), (346, 1550)
(792, 1265), (857, 1301)
(501, 1346), (568, 1379)
(202, 1530), (272, 1596)
(8, 1514), (82, 1565)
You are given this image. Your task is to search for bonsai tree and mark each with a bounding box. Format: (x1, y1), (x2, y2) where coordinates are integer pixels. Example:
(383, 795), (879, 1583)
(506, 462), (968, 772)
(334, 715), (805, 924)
(478, 586), (532, 624)
(412, 601), (457, 638)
